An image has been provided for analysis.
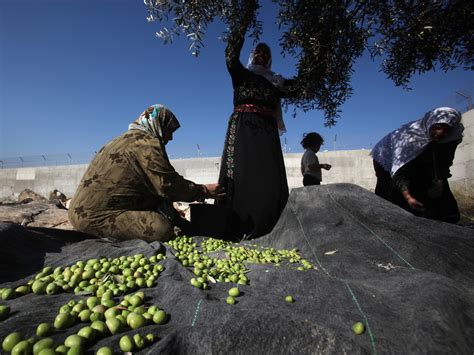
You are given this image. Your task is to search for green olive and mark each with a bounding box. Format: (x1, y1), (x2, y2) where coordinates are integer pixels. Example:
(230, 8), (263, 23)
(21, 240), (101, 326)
(36, 322), (52, 337)
(86, 297), (100, 310)
(147, 305), (158, 315)
(15, 285), (31, 296)
(145, 333), (155, 345)
(136, 278), (145, 288)
(66, 345), (84, 355)
(133, 333), (146, 350)
(54, 312), (75, 330)
(92, 304), (107, 314)
(90, 320), (108, 338)
(101, 299), (116, 308)
(152, 310), (167, 325)
(134, 306), (146, 315)
(0, 304), (10, 321)
(33, 338), (55, 355)
(228, 287), (240, 297)
(226, 296), (236, 305)
(72, 303), (86, 314)
(190, 278), (203, 289)
(127, 312), (146, 329)
(105, 317), (122, 335)
(116, 314), (127, 325)
(142, 312), (153, 322)
(46, 283), (60, 295)
(2, 332), (23, 352)
(104, 307), (119, 319)
(64, 335), (85, 348)
(120, 299), (130, 308)
(38, 349), (56, 355)
(55, 344), (68, 354)
(78, 309), (92, 322)
(59, 305), (71, 314)
(11, 340), (32, 355)
(134, 291), (145, 299)
(2, 288), (16, 300)
(119, 335), (134, 352)
(129, 295), (142, 307)
(96, 346), (113, 355)
(77, 326), (96, 344)
(89, 311), (104, 322)
(352, 322), (366, 335)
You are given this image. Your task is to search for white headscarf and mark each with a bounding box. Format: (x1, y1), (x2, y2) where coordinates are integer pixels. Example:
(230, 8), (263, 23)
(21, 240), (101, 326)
(247, 44), (287, 135)
(371, 107), (463, 176)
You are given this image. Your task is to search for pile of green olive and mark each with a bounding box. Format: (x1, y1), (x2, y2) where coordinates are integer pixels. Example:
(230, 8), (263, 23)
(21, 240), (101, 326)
(166, 236), (314, 290)
(0, 236), (317, 353)
(2, 290), (165, 354)
(1, 252), (166, 302)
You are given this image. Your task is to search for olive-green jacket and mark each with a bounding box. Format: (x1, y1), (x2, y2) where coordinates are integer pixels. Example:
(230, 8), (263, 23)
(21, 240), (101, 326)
(69, 130), (204, 232)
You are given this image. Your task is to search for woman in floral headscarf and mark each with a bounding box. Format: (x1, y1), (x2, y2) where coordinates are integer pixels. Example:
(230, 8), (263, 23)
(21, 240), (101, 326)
(371, 107), (464, 223)
(69, 104), (224, 241)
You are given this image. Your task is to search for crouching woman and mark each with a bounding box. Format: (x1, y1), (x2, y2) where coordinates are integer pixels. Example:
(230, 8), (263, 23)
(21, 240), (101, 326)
(371, 107), (463, 223)
(69, 104), (224, 241)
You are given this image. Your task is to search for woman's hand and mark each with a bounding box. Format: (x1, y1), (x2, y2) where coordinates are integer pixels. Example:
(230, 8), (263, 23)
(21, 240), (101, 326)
(402, 190), (425, 211)
(406, 196), (425, 211)
(201, 184), (226, 200)
(322, 164), (332, 170)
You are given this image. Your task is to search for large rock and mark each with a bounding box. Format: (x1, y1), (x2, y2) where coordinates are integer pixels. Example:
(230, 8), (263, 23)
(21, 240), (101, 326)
(18, 188), (46, 203)
(0, 200), (73, 229)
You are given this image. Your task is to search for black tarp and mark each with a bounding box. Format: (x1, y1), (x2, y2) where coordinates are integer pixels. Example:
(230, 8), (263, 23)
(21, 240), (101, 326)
(1, 183), (473, 354)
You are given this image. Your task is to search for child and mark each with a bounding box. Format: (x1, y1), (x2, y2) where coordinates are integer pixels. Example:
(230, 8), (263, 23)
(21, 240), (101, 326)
(300, 132), (332, 186)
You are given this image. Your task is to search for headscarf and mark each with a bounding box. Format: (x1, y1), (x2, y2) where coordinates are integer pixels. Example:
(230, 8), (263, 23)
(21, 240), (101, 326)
(247, 44), (287, 135)
(371, 107), (463, 176)
(128, 104), (180, 141)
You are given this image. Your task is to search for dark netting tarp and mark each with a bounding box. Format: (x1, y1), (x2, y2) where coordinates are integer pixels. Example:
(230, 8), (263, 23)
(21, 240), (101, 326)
(1, 183), (473, 354)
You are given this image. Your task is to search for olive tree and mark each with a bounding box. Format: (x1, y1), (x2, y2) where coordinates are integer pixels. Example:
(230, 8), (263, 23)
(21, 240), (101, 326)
(144, 0), (473, 125)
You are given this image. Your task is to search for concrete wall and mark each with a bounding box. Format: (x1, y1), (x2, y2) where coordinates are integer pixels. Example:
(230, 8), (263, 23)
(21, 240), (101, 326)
(0, 151), (376, 200)
(1, 111), (473, 211)
(450, 109), (474, 213)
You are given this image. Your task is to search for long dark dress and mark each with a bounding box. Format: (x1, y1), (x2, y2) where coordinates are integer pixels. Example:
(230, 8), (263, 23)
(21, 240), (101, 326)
(216, 34), (297, 238)
(374, 139), (461, 223)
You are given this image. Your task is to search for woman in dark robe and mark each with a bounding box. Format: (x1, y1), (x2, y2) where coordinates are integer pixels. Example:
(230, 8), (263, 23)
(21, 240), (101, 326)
(371, 107), (464, 223)
(215, 26), (299, 238)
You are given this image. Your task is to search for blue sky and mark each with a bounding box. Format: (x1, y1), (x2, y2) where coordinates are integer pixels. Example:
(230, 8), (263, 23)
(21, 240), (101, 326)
(1, 0), (472, 162)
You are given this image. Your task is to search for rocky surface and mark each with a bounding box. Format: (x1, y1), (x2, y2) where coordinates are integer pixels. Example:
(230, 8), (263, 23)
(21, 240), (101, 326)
(0, 200), (73, 229)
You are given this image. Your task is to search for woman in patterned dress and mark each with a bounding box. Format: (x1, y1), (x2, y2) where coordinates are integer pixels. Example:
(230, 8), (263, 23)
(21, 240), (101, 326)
(216, 23), (300, 238)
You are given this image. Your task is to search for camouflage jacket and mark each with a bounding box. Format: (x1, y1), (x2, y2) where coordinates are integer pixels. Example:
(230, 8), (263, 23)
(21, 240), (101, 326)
(69, 130), (204, 227)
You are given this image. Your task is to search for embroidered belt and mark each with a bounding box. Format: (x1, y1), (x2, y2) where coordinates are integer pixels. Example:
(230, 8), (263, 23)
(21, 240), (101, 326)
(234, 104), (275, 117)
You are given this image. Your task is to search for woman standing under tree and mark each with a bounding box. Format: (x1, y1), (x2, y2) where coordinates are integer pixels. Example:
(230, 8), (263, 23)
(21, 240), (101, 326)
(216, 11), (301, 238)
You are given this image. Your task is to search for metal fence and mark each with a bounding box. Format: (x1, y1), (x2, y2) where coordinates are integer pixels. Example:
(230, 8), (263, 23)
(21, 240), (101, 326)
(0, 151), (225, 169)
(0, 152), (96, 169)
(0, 146), (375, 169)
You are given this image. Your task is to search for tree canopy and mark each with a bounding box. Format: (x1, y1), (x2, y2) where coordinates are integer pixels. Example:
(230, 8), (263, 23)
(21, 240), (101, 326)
(144, 0), (474, 126)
